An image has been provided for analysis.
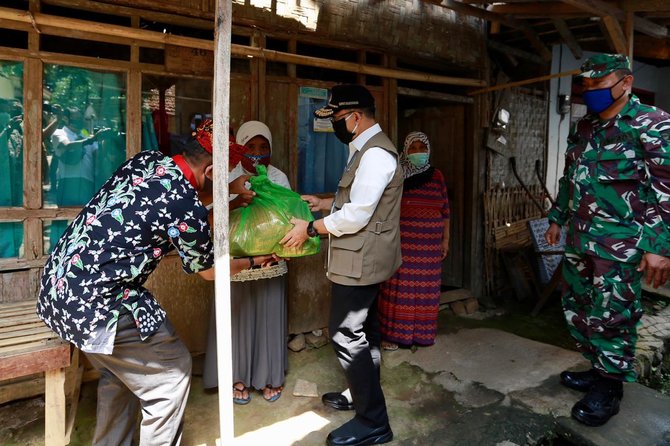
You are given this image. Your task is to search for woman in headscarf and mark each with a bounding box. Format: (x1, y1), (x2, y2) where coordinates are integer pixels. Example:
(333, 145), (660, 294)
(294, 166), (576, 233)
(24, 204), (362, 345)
(202, 120), (289, 405)
(377, 131), (450, 350)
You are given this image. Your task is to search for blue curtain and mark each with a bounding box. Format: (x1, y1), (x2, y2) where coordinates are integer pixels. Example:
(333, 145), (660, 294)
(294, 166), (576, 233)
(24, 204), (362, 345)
(297, 95), (348, 194)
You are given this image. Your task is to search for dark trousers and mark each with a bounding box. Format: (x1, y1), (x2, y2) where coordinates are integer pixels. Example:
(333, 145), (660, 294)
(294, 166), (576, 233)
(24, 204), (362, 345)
(329, 282), (388, 427)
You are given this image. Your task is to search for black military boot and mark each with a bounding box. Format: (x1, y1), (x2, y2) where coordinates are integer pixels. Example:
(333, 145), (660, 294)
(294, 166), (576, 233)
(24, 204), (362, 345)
(560, 369), (599, 392)
(571, 377), (623, 427)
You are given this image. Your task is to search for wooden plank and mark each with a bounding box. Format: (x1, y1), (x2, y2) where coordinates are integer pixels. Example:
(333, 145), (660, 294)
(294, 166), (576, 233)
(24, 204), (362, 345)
(0, 301), (37, 312)
(45, 368), (66, 446)
(24, 57), (43, 210)
(0, 314), (44, 328)
(490, 2), (589, 18)
(625, 11), (635, 63)
(42, 0), (214, 30)
(0, 373), (43, 405)
(469, 69), (580, 96)
(0, 322), (44, 334)
(0, 342), (70, 381)
(0, 326), (52, 341)
(440, 288), (474, 305)
(0, 331), (57, 347)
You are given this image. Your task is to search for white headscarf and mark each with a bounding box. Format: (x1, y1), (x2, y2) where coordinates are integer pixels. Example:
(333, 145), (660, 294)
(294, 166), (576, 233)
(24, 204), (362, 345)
(236, 120), (273, 153)
(399, 131), (431, 179)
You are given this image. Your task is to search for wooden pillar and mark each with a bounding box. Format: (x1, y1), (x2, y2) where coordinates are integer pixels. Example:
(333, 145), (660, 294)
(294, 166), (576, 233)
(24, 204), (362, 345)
(126, 15), (142, 156)
(212, 0), (234, 443)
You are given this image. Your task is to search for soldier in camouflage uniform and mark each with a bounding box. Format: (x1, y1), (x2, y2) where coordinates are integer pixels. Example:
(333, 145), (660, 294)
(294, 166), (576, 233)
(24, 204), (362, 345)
(545, 53), (670, 427)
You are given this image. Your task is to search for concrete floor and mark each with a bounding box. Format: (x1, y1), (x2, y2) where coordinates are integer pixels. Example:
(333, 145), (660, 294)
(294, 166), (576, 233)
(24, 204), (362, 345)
(3, 302), (670, 446)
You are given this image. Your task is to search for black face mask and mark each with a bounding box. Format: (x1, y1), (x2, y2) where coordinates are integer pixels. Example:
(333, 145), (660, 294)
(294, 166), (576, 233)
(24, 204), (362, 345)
(332, 113), (357, 144)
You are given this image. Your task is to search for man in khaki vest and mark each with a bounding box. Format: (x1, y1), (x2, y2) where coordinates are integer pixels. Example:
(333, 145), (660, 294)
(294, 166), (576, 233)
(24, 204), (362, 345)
(282, 84), (403, 446)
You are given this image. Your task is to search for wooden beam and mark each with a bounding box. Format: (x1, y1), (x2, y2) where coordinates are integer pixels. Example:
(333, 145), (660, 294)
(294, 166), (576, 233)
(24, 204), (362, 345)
(43, 0), (214, 30)
(490, 3), (589, 19)
(468, 69), (581, 96)
(436, 0), (553, 61)
(625, 11), (635, 64)
(602, 15), (629, 54)
(633, 34), (670, 60)
(620, 0), (670, 12)
(560, 0), (668, 38)
(0, 7), (486, 87)
(487, 39), (546, 65)
(552, 18), (583, 59)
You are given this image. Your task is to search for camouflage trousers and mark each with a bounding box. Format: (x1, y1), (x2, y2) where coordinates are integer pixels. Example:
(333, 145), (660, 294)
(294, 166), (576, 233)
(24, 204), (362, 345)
(561, 248), (644, 382)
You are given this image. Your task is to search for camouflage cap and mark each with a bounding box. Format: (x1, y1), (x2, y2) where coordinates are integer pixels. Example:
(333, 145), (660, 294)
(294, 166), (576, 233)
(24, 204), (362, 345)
(578, 53), (631, 78)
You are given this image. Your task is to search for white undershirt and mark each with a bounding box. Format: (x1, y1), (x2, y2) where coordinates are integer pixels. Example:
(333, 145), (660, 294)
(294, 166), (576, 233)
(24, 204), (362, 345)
(323, 123), (397, 237)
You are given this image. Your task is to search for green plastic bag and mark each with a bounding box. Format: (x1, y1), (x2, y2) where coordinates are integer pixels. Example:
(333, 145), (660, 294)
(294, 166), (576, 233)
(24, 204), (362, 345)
(229, 165), (320, 257)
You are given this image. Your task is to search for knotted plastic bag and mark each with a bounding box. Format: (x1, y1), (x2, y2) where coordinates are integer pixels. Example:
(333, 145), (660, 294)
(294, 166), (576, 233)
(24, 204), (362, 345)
(229, 165), (320, 257)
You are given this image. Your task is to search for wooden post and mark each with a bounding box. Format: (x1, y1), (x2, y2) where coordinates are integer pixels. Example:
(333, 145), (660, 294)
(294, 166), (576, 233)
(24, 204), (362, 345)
(44, 368), (66, 446)
(212, 0), (234, 444)
(126, 15), (142, 157)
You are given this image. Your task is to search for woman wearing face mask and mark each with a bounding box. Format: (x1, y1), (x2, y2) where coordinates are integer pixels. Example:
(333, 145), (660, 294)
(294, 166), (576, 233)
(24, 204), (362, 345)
(202, 120), (290, 405)
(377, 131), (450, 351)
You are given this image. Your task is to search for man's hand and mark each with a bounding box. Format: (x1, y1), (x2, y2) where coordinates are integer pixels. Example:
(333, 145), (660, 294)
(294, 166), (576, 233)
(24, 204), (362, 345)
(637, 252), (670, 289)
(301, 195), (332, 212)
(279, 218), (309, 249)
(229, 175), (251, 195)
(544, 222), (562, 246)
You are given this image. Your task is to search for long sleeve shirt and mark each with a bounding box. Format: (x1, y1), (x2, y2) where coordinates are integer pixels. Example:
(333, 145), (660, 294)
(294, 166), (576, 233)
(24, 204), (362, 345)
(324, 124), (397, 237)
(548, 95), (670, 263)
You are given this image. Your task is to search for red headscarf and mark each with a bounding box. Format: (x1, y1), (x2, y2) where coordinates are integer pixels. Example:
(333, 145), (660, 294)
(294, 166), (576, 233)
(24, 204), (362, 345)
(193, 119), (213, 154)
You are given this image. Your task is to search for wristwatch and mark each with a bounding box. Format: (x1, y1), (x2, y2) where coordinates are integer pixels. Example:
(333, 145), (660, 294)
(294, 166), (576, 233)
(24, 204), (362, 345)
(306, 220), (318, 238)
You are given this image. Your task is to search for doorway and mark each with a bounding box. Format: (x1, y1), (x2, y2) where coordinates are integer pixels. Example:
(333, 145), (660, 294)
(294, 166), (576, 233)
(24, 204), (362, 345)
(398, 97), (468, 289)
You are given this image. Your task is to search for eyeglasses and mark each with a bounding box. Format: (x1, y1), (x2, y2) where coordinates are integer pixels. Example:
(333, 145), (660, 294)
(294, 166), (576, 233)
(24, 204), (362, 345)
(330, 111), (354, 123)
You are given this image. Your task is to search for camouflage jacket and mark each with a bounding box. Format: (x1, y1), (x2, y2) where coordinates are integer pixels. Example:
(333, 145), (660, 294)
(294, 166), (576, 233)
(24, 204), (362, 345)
(548, 95), (670, 263)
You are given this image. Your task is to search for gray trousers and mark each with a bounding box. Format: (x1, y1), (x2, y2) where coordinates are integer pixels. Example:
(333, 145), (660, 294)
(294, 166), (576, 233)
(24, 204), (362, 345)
(85, 312), (192, 446)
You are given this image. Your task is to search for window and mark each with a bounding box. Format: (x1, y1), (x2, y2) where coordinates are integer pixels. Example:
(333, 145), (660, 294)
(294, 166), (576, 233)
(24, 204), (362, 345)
(42, 65), (127, 209)
(141, 75), (212, 156)
(0, 60), (24, 258)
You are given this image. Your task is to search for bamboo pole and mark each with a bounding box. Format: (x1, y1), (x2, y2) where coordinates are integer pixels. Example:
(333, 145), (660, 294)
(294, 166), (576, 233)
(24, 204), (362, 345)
(468, 69), (581, 95)
(212, 1), (234, 444)
(0, 7), (486, 88)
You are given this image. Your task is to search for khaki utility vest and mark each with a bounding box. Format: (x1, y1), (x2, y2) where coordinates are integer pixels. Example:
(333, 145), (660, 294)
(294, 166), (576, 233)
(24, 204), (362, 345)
(327, 130), (403, 286)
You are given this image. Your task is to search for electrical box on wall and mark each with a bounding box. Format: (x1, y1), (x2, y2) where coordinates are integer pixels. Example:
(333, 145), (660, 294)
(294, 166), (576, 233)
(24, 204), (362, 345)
(557, 94), (571, 115)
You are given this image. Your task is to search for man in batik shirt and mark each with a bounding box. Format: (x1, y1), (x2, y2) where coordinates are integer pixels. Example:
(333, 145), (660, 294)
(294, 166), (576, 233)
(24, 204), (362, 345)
(38, 121), (239, 445)
(545, 53), (670, 427)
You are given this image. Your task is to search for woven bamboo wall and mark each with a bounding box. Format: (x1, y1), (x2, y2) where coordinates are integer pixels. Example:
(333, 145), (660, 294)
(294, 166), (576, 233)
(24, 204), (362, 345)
(483, 185), (544, 297)
(99, 0), (485, 71)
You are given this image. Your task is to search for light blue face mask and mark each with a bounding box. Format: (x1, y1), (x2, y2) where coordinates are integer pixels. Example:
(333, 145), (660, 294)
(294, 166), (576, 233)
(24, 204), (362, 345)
(408, 152), (429, 168)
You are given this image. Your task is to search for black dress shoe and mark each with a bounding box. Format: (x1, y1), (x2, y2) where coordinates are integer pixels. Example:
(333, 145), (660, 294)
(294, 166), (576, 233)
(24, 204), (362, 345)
(322, 392), (354, 411)
(560, 369), (599, 392)
(571, 378), (623, 427)
(326, 419), (393, 446)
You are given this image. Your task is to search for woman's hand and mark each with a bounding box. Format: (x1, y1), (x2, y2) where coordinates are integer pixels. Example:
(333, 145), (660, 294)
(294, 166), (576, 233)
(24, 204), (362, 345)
(229, 175), (251, 195)
(441, 238), (449, 260)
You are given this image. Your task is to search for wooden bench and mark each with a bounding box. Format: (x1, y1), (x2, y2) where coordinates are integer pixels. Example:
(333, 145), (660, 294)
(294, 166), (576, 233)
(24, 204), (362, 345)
(0, 300), (81, 446)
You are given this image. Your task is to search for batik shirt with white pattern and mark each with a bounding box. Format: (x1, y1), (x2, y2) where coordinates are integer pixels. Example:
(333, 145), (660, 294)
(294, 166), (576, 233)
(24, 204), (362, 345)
(37, 151), (214, 354)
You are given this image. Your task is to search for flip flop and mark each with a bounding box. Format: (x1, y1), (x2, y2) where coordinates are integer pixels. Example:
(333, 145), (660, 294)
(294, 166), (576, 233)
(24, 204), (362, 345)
(233, 385), (251, 405)
(382, 342), (399, 351)
(263, 385), (283, 403)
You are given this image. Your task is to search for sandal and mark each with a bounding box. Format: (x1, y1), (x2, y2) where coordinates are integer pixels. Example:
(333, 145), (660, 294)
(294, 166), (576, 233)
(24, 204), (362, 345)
(382, 341), (399, 351)
(262, 385), (283, 403)
(233, 383), (251, 405)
